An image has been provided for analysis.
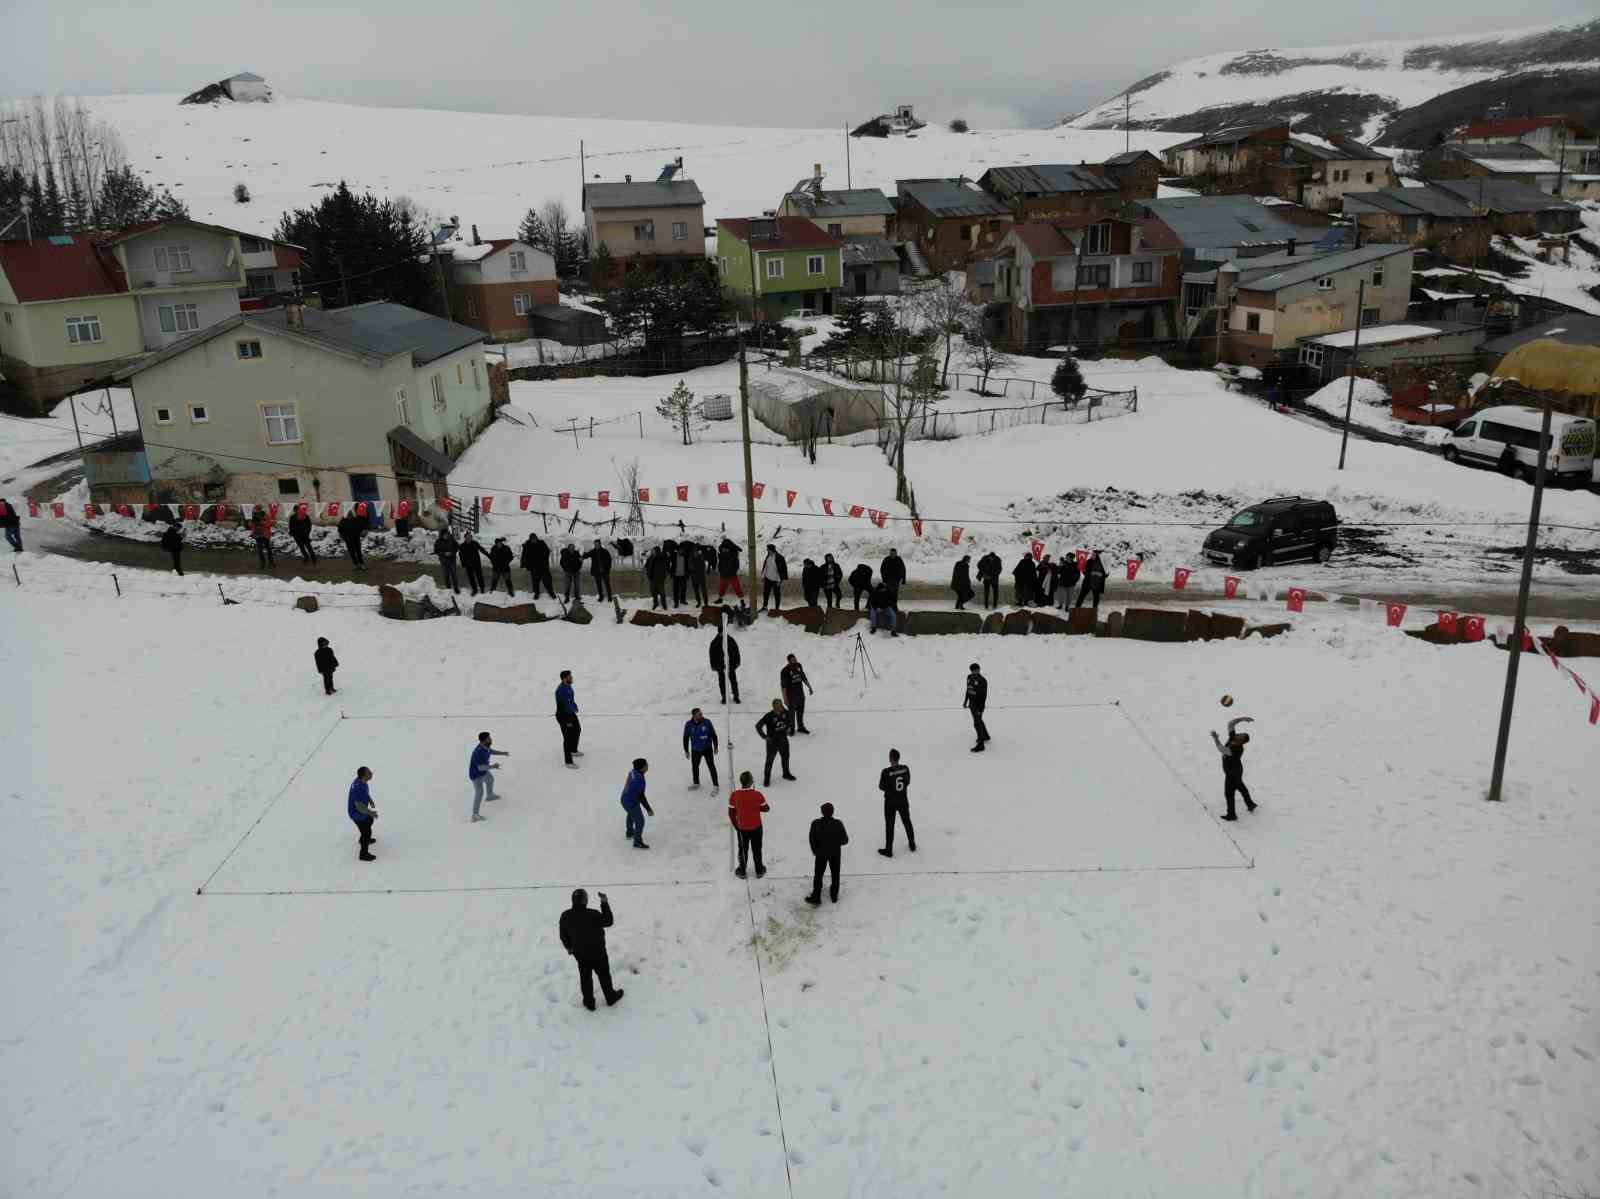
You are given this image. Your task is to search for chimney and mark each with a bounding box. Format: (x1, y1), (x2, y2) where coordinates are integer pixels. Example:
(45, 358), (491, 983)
(471, 224), (480, 246)
(625, 173), (632, 183)
(284, 302), (304, 331)
(1286, 238), (1296, 257)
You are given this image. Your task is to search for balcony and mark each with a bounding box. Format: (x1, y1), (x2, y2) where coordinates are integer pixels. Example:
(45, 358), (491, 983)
(128, 267), (242, 290)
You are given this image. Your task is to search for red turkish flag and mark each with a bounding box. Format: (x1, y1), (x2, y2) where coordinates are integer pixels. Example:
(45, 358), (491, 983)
(353, 501), (368, 518)
(438, 497), (454, 512)
(393, 500), (409, 519)
(326, 501), (341, 517)
(1223, 574), (1240, 598)
(1590, 694), (1599, 726)
(1521, 629), (1534, 652)
(519, 494), (531, 510)
(0, 501), (8, 517)
(912, 519), (923, 537)
(477, 496), (491, 514)
(83, 503), (98, 519)
(267, 503), (280, 520)
(1075, 549), (1090, 573)
(751, 482), (766, 499)
(1570, 671), (1588, 697)
(557, 493), (569, 510)
(866, 508), (880, 523)
(116, 503), (131, 517)
(1030, 539), (1045, 562)
(1385, 602), (1407, 628)
(676, 485), (689, 502)
(950, 526), (964, 545)
(716, 482), (730, 495)
(785, 489), (798, 508)
(28, 500), (40, 517)
(49, 502), (65, 517)
(1127, 558), (1143, 582)
(213, 503), (228, 521)
(1173, 566), (1192, 591)
(872, 511), (887, 529)
(1464, 615), (1485, 642)
(1286, 586), (1306, 613)
(822, 499), (834, 516)
(182, 504), (198, 521)
(597, 490), (610, 508)
(848, 504), (864, 519)
(638, 487), (650, 503)
(295, 502), (310, 518)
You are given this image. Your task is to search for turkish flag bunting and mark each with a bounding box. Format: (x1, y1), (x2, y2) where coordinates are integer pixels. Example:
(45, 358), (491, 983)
(117, 504), (132, 517)
(1173, 566), (1192, 590)
(754, 482), (767, 499)
(866, 508), (880, 523)
(1521, 629), (1535, 652)
(372, 501), (385, 518)
(49, 502), (64, 517)
(1075, 549), (1090, 572)
(242, 504), (255, 520)
(28, 501), (41, 517)
(1030, 539), (1045, 562)
(353, 502), (368, 518)
(1127, 559), (1143, 582)
(597, 490), (610, 507)
(872, 511), (887, 529)
(396, 500), (410, 518)
(269, 503), (281, 519)
(1570, 671), (1588, 697)
(1286, 586), (1307, 613)
(1223, 574), (1240, 598)
(477, 496), (492, 514)
(1464, 615), (1485, 642)
(849, 504), (864, 519)
(786, 489), (798, 508)
(912, 519), (923, 537)
(213, 503), (228, 521)
(950, 526), (964, 545)
(83, 503), (98, 519)
(438, 497), (454, 512)
(558, 493), (569, 510)
(1590, 694), (1599, 726)
(822, 499), (834, 515)
(515, 494), (529, 511)
(326, 502), (341, 517)
(1386, 602), (1407, 628)
(1438, 611), (1459, 636)
(182, 504), (199, 521)
(677, 485), (689, 501)
(638, 488), (649, 503)
(717, 482), (730, 495)
(295, 503), (309, 518)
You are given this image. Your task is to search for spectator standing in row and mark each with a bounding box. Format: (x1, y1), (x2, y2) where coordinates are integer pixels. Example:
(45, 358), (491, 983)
(877, 748), (915, 857)
(1012, 553), (1037, 607)
(976, 551), (1002, 609)
(964, 662), (990, 752)
(559, 889), (623, 1011)
(799, 558), (821, 608)
(288, 505), (316, 563)
(620, 758), (653, 849)
(434, 527), (460, 593)
(780, 653), (813, 734)
(670, 540), (691, 607)
(1056, 553), (1081, 609)
(756, 699), (796, 785)
(250, 509), (276, 569)
(848, 563), (873, 610)
(645, 545), (670, 610)
(687, 542), (709, 607)
(559, 543), (583, 604)
(709, 627), (741, 704)
(583, 539), (613, 602)
(821, 554), (843, 610)
(951, 555), (974, 610)
(339, 511), (367, 570)
(459, 532), (486, 595)
(728, 771), (769, 879)
(1037, 554), (1057, 607)
(1075, 550), (1107, 612)
(683, 707), (720, 794)
(880, 548), (906, 610)
(314, 637), (339, 695)
(468, 730), (508, 822)
(716, 538), (743, 600)
(347, 766), (378, 862)
(1, 498), (21, 553)
(805, 802), (849, 906)
(521, 532), (556, 599)
(556, 669), (582, 768)
(488, 537), (515, 596)
(760, 543), (788, 614)
(161, 522), (184, 575)
(868, 580), (898, 636)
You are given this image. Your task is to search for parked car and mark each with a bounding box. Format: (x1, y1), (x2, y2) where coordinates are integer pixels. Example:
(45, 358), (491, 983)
(1202, 496), (1339, 570)
(1440, 405), (1596, 486)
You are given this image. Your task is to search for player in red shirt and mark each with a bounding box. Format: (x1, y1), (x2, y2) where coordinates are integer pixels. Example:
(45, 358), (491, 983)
(727, 771), (770, 879)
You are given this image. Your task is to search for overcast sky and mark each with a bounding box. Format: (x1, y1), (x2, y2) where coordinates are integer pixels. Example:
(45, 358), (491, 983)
(5, 0), (1596, 129)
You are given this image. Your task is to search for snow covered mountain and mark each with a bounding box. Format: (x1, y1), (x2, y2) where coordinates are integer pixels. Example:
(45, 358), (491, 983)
(1061, 18), (1600, 146)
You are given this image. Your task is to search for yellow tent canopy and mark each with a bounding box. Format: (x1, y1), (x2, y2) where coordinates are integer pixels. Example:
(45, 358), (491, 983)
(1491, 339), (1600, 399)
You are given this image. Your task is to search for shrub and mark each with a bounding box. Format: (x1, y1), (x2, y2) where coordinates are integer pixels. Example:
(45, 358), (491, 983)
(233, 182), (250, 203)
(949, 118), (969, 133)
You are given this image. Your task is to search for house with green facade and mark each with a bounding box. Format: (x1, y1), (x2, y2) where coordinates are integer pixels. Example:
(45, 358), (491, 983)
(715, 217), (843, 318)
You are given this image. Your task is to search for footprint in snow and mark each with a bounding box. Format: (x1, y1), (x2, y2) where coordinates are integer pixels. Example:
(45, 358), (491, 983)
(1200, 1035), (1213, 1053)
(1068, 1136), (1084, 1152)
(1068, 1095), (1085, 1109)
(1135, 994), (1149, 1011)
(1239, 969), (1250, 984)
(692, 1008), (710, 1026)
(1489, 1034), (1508, 1048)
(682, 1136), (708, 1157)
(1270, 943), (1280, 956)
(1571, 1046), (1594, 1062)
(703, 1165), (722, 1187)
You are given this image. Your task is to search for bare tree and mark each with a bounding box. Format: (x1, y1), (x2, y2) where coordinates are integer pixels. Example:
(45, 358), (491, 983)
(882, 314), (941, 505)
(615, 457), (645, 536)
(655, 379), (703, 446)
(962, 320), (1014, 396)
(915, 272), (980, 387)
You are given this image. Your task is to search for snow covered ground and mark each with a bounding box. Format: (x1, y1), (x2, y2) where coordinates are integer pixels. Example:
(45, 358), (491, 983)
(3, 565), (1598, 1197)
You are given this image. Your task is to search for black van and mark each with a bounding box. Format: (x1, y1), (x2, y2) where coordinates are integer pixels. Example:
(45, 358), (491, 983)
(1202, 496), (1338, 570)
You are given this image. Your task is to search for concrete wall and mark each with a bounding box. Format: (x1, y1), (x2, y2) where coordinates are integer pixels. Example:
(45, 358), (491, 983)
(136, 287), (242, 351)
(777, 201), (890, 239)
(459, 279), (560, 340)
(115, 227), (242, 292)
(1302, 159), (1397, 210)
(0, 294), (143, 368)
(588, 205), (706, 260)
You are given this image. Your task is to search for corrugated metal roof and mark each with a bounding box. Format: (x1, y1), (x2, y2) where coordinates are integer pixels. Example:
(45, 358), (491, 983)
(840, 236), (899, 266)
(978, 164), (1117, 198)
(719, 217), (842, 251)
(0, 237), (127, 302)
(1444, 143), (1561, 172)
(387, 425), (455, 478)
(1163, 122), (1285, 153)
(1102, 150), (1161, 167)
(785, 187), (895, 219)
(1234, 243), (1411, 292)
(1299, 320), (1482, 348)
(1480, 314), (1600, 356)
(584, 179), (705, 210)
(1430, 179), (1577, 214)
(896, 178), (1013, 218)
(1343, 187), (1477, 219)
(1141, 195), (1305, 249)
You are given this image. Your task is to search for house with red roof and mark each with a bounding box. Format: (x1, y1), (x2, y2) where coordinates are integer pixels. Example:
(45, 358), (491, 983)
(714, 217), (843, 319)
(985, 215), (1183, 350)
(440, 234), (558, 341)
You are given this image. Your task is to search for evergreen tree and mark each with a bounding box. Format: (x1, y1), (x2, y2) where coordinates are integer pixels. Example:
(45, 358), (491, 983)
(588, 243), (616, 293)
(823, 295), (870, 355)
(1051, 356), (1087, 406)
(517, 207), (550, 253)
(655, 379), (704, 446)
(275, 182), (433, 311)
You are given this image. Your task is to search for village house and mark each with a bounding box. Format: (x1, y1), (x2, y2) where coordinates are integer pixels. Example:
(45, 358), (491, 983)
(1161, 123), (1290, 178)
(114, 301), (492, 514)
(1280, 135), (1398, 211)
(779, 167), (895, 238)
(1343, 180), (1579, 254)
(238, 234), (303, 309)
(894, 178), (1013, 274)
(1422, 143), (1563, 194)
(1216, 242), (1415, 368)
(1295, 320), (1487, 384)
(976, 163), (1123, 221)
(986, 215), (1182, 350)
(1098, 150), (1164, 201)
(583, 168), (707, 276)
(715, 217), (843, 318)
(1458, 116), (1600, 176)
(441, 232), (558, 341)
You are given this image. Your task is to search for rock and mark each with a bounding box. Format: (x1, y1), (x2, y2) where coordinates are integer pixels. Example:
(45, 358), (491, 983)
(1121, 607), (1189, 642)
(563, 602), (594, 626)
(474, 602), (546, 624)
(1066, 608), (1096, 634)
(981, 612), (1005, 635)
(902, 610), (983, 636)
(777, 605), (825, 633)
(1246, 622), (1291, 640)
(1029, 610), (1071, 635)
(378, 586), (404, 619)
(820, 608), (867, 636)
(295, 595), (319, 613)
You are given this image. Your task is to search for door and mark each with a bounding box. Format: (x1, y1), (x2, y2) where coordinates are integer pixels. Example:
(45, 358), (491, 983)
(349, 472), (382, 527)
(1271, 513), (1311, 560)
(823, 290), (834, 315)
(854, 271), (869, 296)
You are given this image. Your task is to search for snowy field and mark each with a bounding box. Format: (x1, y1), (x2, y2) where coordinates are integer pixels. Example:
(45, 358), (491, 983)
(3, 575), (1599, 1197)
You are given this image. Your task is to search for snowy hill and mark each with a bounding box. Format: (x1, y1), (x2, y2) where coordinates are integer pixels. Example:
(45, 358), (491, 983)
(88, 94), (1190, 240)
(1061, 18), (1600, 146)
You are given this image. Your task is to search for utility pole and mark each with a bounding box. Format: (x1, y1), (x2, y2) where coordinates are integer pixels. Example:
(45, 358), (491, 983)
(1125, 92), (1131, 156)
(1554, 124), (1566, 198)
(737, 335), (759, 608)
(1337, 278), (1368, 470)
(432, 249), (452, 322)
(845, 124), (852, 190)
(1487, 398), (1553, 802)
(68, 392), (84, 454)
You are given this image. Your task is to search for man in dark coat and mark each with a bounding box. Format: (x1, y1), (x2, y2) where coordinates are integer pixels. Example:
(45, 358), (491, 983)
(686, 541), (709, 607)
(251, 510), (276, 569)
(487, 537), (516, 596)
(645, 546), (670, 609)
(1074, 550), (1108, 611)
(160, 522), (184, 575)
(558, 889), (624, 1011)
(458, 532), (486, 595)
(976, 551), (1002, 609)
(760, 544), (788, 614)
(800, 558), (822, 608)
(867, 581), (898, 636)
(559, 543), (583, 603)
(964, 662), (990, 752)
(780, 653), (813, 734)
(314, 637), (339, 695)
(668, 540), (690, 607)
(521, 533), (556, 599)
(847, 563), (873, 611)
(821, 554), (843, 610)
(338, 512), (366, 569)
(1, 498), (21, 553)
(951, 556), (974, 610)
(709, 628), (741, 703)
(877, 748), (915, 856)
(583, 539), (613, 602)
(1011, 554), (1037, 607)
(1057, 553), (1081, 609)
(1211, 716), (1258, 821)
(716, 539), (743, 600)
(805, 802), (849, 905)
(755, 699), (796, 785)
(879, 549), (906, 610)
(287, 506), (316, 562)
(434, 527), (460, 593)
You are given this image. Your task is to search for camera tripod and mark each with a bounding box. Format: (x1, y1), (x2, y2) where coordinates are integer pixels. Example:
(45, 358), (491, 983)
(848, 629), (878, 682)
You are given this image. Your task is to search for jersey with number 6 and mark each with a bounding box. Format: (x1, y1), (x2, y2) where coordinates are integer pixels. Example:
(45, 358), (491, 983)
(879, 764), (910, 800)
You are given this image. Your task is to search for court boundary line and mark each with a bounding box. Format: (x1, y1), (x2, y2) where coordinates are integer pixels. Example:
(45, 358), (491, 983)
(337, 701), (1119, 721)
(743, 877), (797, 1199)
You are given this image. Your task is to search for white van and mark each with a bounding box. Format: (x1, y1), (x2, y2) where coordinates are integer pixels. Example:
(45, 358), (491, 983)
(1441, 405), (1596, 486)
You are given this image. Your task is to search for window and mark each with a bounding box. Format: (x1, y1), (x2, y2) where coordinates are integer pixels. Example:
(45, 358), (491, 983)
(1455, 422), (1477, 439)
(277, 477), (300, 496)
(236, 339), (263, 360)
(1084, 222), (1112, 255)
(396, 391), (411, 426)
(1245, 312), (1261, 333)
(154, 406), (173, 425)
(807, 254), (824, 276)
(1372, 264), (1385, 287)
(431, 373), (446, 411)
(1361, 307), (1380, 326)
(827, 223), (842, 237)
(154, 244), (192, 272)
(718, 257), (728, 274)
(240, 236), (269, 254)
(1317, 276), (1334, 291)
(633, 221), (655, 241)
(513, 293), (530, 315)
(1131, 260), (1153, 284)
(672, 221), (687, 241)
(1365, 171), (1374, 184)
(508, 250), (527, 271)
(263, 402), (300, 444)
(244, 270), (277, 298)
(65, 314), (103, 344)
(159, 303), (200, 334)
(188, 403), (210, 424)
(1299, 344), (1325, 369)
(456, 363), (464, 385)
(1076, 264), (1111, 288)
(765, 257), (784, 280)
(472, 359), (481, 390)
